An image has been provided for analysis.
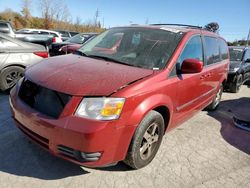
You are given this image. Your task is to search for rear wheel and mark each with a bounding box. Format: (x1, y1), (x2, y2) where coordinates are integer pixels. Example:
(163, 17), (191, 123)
(230, 74), (242, 93)
(124, 110), (165, 169)
(0, 66), (24, 91)
(206, 84), (223, 111)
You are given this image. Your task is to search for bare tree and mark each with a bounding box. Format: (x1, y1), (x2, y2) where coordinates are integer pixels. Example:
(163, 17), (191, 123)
(21, 0), (32, 22)
(74, 16), (82, 32)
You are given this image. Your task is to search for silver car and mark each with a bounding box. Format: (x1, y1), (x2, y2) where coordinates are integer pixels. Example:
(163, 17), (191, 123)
(0, 33), (48, 91)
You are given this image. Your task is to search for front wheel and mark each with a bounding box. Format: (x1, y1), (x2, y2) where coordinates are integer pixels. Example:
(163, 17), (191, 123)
(206, 84), (223, 111)
(124, 110), (165, 169)
(230, 74), (242, 93)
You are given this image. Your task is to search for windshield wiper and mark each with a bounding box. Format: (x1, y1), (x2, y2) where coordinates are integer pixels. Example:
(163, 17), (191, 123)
(86, 55), (134, 67)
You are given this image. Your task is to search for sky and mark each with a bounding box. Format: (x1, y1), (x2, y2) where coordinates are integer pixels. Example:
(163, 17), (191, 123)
(0, 0), (249, 42)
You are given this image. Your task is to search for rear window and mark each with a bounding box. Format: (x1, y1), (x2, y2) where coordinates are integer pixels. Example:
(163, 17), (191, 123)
(0, 23), (8, 29)
(204, 36), (220, 65)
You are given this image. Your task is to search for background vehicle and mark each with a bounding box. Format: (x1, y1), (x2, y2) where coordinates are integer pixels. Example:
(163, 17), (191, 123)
(0, 20), (15, 37)
(225, 46), (250, 92)
(54, 30), (79, 41)
(16, 28), (63, 44)
(0, 33), (48, 91)
(0, 21), (62, 50)
(50, 33), (97, 56)
(10, 24), (229, 169)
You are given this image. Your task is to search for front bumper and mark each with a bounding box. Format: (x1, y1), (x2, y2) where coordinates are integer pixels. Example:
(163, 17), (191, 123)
(9, 85), (136, 167)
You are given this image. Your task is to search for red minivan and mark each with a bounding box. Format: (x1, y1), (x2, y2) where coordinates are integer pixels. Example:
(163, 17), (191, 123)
(9, 25), (229, 169)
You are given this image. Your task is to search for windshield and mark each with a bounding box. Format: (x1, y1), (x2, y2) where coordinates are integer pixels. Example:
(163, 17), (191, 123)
(67, 33), (94, 44)
(229, 48), (244, 61)
(77, 27), (184, 70)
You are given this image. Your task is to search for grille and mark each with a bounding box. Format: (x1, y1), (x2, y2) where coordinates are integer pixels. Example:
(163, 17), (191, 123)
(16, 120), (49, 149)
(19, 79), (71, 118)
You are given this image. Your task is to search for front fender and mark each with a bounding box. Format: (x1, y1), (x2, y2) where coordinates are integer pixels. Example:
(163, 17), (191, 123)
(127, 93), (173, 129)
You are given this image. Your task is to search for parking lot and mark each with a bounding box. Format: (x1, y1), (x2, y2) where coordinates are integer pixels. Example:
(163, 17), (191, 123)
(0, 86), (249, 188)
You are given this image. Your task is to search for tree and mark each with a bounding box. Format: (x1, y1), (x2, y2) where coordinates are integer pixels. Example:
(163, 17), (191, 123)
(21, 0), (32, 27)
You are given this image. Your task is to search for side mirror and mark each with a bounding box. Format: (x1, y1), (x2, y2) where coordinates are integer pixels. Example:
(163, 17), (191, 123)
(181, 59), (203, 74)
(245, 59), (250, 63)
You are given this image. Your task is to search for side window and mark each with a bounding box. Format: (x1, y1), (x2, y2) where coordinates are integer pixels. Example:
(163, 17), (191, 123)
(177, 35), (203, 64)
(204, 36), (220, 65)
(40, 31), (49, 35)
(169, 35), (203, 77)
(30, 31), (39, 34)
(243, 50), (250, 61)
(219, 39), (229, 60)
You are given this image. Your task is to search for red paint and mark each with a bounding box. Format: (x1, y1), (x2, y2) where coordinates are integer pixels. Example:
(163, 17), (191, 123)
(61, 44), (81, 54)
(181, 59), (203, 73)
(10, 25), (229, 167)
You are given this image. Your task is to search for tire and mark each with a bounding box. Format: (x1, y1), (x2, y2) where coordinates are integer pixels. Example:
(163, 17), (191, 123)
(0, 66), (24, 91)
(230, 74), (242, 93)
(124, 110), (165, 169)
(206, 84), (223, 111)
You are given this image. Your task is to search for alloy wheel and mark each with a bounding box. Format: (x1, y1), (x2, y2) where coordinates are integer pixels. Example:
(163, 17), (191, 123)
(140, 122), (159, 160)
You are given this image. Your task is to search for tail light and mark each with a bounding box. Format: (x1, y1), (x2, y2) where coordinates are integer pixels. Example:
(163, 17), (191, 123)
(34, 51), (48, 58)
(52, 37), (56, 43)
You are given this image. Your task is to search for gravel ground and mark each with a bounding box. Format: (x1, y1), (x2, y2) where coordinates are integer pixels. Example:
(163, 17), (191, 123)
(0, 85), (249, 188)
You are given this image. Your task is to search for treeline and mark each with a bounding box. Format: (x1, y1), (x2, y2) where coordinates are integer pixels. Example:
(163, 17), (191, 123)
(227, 40), (249, 46)
(0, 0), (105, 33)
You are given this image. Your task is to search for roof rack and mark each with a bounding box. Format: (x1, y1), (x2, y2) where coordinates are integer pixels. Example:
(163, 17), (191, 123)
(150, 24), (202, 29)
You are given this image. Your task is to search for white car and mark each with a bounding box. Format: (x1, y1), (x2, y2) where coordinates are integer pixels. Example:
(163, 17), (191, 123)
(16, 28), (63, 43)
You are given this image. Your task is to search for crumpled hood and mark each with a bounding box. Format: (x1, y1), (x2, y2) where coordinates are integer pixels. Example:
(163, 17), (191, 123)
(25, 54), (153, 96)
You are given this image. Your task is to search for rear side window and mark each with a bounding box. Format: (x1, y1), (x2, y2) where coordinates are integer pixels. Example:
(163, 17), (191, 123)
(204, 36), (220, 65)
(219, 39), (229, 60)
(177, 35), (203, 64)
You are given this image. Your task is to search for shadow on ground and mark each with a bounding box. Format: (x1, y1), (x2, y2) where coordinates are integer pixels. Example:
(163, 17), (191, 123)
(207, 97), (250, 155)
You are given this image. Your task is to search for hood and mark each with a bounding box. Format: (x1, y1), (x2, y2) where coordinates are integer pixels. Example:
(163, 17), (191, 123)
(25, 54), (153, 96)
(229, 61), (241, 69)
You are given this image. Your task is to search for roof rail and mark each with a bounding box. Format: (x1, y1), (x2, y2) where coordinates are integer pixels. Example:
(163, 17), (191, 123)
(150, 24), (202, 29)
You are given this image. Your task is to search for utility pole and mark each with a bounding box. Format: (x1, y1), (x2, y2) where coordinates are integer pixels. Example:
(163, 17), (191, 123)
(247, 28), (250, 46)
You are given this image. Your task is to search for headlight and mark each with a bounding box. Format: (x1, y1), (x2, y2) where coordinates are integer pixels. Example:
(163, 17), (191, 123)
(75, 97), (125, 120)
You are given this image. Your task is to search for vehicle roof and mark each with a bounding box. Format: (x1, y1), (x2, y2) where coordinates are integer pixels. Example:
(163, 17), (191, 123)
(113, 24), (221, 37)
(19, 28), (61, 34)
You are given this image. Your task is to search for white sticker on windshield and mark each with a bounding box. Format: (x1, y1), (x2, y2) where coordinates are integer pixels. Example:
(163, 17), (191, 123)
(160, 27), (181, 33)
(233, 49), (243, 52)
